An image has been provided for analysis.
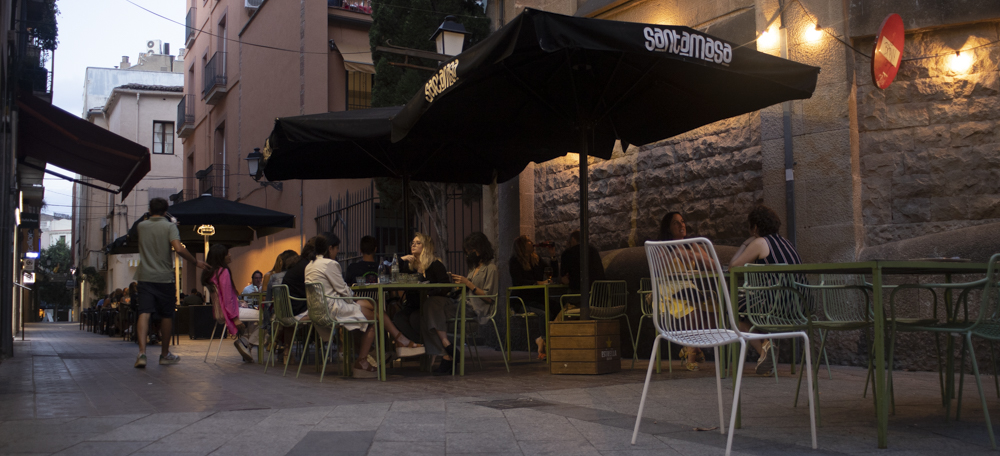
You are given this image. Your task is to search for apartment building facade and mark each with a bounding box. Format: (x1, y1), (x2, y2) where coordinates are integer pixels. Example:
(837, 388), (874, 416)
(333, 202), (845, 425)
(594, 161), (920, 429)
(179, 0), (379, 288)
(74, 59), (185, 309)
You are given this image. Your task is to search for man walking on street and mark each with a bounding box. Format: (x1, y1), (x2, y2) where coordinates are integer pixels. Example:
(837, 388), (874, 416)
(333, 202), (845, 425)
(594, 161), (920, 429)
(134, 198), (207, 368)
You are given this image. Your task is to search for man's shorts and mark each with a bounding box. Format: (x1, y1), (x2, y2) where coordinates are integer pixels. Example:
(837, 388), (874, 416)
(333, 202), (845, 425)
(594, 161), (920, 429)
(137, 282), (177, 317)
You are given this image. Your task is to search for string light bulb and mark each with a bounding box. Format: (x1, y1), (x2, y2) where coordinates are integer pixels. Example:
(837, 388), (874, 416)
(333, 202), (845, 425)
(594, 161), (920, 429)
(805, 23), (824, 41)
(949, 50), (973, 73)
(757, 26), (778, 49)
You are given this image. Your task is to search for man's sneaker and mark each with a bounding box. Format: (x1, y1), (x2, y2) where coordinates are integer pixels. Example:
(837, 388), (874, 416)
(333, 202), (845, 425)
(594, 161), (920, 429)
(159, 353), (181, 365)
(134, 353), (147, 368)
(234, 339), (254, 363)
(756, 340), (775, 375)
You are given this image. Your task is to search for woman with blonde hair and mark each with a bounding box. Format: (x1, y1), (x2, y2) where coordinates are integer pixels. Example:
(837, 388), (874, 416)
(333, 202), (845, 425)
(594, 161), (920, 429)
(509, 235), (552, 359)
(400, 233), (453, 372)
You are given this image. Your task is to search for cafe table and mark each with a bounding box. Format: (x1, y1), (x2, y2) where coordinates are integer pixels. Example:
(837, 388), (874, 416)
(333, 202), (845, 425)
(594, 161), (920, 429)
(352, 282), (466, 381)
(729, 260), (989, 449)
(505, 284), (567, 362)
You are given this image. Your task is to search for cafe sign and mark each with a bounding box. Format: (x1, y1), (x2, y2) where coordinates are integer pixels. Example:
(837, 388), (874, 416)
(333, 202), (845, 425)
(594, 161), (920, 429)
(872, 14), (904, 89)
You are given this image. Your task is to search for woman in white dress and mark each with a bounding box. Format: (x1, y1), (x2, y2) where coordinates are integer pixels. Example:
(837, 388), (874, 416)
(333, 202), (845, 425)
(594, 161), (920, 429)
(304, 233), (422, 378)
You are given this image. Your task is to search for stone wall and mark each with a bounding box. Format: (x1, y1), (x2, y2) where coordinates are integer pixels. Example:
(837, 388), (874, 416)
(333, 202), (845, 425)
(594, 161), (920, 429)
(856, 22), (1000, 247)
(533, 113), (763, 251)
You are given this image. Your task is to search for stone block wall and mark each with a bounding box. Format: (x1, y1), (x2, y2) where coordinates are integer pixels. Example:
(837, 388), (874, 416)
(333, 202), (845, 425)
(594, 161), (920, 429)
(856, 22), (1000, 247)
(533, 113), (762, 251)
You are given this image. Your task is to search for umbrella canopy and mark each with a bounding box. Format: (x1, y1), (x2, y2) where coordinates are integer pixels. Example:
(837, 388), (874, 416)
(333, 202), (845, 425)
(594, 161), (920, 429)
(390, 8), (821, 317)
(105, 196), (295, 255)
(262, 106), (526, 185)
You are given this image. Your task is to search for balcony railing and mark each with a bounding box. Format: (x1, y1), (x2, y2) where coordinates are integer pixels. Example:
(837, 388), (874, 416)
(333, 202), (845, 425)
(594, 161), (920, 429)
(197, 164), (229, 199)
(185, 7), (196, 47)
(177, 95), (195, 138)
(202, 51), (227, 103)
(328, 0), (372, 14)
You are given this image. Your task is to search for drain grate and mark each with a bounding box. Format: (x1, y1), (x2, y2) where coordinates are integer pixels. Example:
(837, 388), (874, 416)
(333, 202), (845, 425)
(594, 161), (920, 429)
(471, 398), (554, 410)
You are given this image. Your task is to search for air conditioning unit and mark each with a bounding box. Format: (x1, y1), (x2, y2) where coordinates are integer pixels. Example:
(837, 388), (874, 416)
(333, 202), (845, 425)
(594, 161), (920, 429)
(146, 39), (162, 54)
(245, 0), (264, 13)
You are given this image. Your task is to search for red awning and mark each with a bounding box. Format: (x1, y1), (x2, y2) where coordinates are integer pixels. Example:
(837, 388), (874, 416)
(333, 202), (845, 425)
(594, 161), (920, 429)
(16, 92), (150, 199)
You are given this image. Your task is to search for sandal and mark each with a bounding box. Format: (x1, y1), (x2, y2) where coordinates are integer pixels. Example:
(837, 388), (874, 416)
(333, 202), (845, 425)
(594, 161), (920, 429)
(394, 334), (425, 357)
(535, 337), (546, 360)
(685, 361), (700, 371)
(352, 360), (378, 379)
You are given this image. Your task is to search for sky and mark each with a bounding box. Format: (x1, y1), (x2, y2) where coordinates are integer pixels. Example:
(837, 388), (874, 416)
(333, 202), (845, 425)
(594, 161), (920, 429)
(43, 0), (186, 215)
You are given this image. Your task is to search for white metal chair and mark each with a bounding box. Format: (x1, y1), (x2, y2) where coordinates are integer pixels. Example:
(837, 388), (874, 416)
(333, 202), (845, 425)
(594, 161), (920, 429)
(632, 238), (817, 456)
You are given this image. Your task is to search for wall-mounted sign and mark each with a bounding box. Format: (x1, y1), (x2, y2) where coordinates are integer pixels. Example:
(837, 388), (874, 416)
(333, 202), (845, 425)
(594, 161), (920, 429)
(872, 14), (904, 89)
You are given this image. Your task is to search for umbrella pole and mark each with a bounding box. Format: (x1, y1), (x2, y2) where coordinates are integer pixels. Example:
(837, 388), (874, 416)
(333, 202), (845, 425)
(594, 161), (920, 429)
(579, 128), (590, 321)
(402, 175), (411, 246)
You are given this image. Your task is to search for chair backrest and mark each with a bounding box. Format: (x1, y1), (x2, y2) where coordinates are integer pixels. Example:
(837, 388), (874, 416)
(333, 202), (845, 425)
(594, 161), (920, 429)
(970, 253), (1000, 333)
(818, 274), (871, 323)
(271, 285), (298, 327)
(639, 278), (653, 315)
(742, 264), (809, 328)
(304, 282), (334, 328)
(644, 238), (734, 337)
(589, 280), (627, 309)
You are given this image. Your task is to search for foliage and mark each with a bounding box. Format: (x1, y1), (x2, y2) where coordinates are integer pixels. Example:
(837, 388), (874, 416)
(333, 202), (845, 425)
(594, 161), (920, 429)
(37, 239), (72, 308)
(27, 0), (59, 51)
(81, 266), (106, 300)
(369, 0), (490, 108)
(369, 1), (490, 247)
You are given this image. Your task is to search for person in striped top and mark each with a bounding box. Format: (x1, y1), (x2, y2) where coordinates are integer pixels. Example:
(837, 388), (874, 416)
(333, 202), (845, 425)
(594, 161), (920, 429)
(729, 204), (803, 374)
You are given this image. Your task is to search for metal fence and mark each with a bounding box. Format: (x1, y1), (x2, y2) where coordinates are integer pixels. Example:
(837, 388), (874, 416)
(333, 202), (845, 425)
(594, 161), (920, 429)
(315, 182), (483, 270)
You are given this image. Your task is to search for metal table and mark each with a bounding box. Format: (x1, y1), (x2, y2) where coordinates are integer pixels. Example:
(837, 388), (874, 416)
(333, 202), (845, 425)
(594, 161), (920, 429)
(729, 260), (988, 448)
(352, 282), (466, 381)
(505, 284), (566, 362)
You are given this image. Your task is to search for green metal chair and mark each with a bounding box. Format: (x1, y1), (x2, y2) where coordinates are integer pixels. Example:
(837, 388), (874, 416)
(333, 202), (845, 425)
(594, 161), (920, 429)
(301, 282), (379, 382)
(741, 264), (810, 382)
(506, 293), (539, 362)
(264, 285), (310, 376)
(448, 293), (506, 373)
(637, 278), (672, 372)
(559, 280), (634, 366)
(886, 253), (1000, 448)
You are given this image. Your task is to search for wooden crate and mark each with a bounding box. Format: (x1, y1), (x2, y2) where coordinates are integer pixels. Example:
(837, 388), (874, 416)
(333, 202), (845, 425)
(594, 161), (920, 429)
(549, 320), (621, 375)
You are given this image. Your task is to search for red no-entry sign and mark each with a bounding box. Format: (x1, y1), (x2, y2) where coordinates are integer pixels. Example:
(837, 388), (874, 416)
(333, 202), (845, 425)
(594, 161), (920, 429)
(872, 14), (905, 89)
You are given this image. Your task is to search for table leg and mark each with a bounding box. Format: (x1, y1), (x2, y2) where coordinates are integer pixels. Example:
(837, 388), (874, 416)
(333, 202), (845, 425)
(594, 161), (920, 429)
(544, 287), (551, 363)
(505, 291), (512, 362)
(378, 287), (387, 381)
(873, 267), (888, 448)
(944, 275), (955, 418)
(459, 288), (466, 376)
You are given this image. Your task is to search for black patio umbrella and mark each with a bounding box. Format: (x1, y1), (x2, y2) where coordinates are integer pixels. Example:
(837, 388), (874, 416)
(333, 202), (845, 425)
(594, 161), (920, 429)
(105, 196), (296, 255)
(264, 106), (526, 185)
(390, 8), (820, 317)
(262, 106), (537, 241)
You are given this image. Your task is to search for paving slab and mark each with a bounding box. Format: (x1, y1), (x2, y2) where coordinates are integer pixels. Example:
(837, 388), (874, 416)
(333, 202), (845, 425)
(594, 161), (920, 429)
(3, 323), (1000, 456)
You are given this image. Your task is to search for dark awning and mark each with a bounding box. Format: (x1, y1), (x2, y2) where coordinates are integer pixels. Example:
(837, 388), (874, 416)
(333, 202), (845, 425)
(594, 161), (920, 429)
(16, 92), (150, 199)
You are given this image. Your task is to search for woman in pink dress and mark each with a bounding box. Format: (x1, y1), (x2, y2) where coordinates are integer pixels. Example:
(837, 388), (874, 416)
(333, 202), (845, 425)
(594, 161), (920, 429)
(202, 244), (258, 362)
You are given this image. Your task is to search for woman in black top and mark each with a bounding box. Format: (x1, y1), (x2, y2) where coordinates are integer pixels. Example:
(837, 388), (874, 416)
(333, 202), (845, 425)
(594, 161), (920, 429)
(729, 204), (804, 375)
(509, 235), (553, 360)
(397, 233), (449, 364)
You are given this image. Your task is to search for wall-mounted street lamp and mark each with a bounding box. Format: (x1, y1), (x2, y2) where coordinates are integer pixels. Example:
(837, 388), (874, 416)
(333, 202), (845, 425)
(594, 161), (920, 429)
(431, 15), (470, 57)
(245, 147), (282, 191)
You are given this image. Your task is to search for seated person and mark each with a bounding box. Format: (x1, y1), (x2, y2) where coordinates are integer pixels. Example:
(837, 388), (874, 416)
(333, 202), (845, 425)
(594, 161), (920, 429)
(343, 235), (381, 284)
(181, 288), (204, 306)
(656, 210), (715, 371)
(397, 233), (451, 346)
(418, 232), (498, 375)
(264, 250), (298, 302)
(509, 235), (554, 360)
(728, 204), (804, 375)
(556, 230), (607, 320)
(305, 233), (422, 378)
(202, 244), (259, 363)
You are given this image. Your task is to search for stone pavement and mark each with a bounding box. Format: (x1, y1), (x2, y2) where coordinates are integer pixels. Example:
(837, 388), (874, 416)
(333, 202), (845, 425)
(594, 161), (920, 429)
(0, 323), (997, 455)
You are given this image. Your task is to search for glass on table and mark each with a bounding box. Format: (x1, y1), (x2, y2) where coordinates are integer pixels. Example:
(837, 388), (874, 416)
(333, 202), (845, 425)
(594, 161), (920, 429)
(543, 267), (553, 282)
(355, 276), (365, 286)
